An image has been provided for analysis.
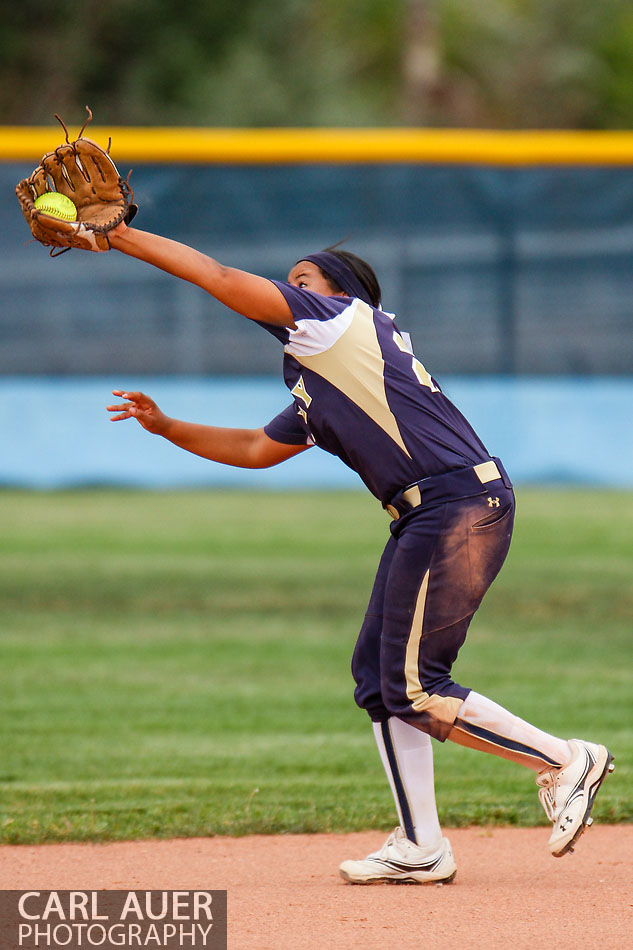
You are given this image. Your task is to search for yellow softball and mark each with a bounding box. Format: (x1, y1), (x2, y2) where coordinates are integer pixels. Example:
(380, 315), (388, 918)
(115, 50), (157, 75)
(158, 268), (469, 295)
(34, 192), (78, 222)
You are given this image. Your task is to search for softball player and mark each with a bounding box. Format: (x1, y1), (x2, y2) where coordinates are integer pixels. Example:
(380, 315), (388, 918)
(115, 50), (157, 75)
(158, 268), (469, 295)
(106, 224), (613, 884)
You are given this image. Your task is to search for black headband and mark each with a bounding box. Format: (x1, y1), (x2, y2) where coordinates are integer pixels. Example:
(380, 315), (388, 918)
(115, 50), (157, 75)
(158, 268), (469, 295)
(300, 252), (373, 306)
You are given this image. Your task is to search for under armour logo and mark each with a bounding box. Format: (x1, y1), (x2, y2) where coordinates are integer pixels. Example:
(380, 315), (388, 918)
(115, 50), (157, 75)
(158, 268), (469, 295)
(487, 496), (500, 508)
(560, 815), (573, 831)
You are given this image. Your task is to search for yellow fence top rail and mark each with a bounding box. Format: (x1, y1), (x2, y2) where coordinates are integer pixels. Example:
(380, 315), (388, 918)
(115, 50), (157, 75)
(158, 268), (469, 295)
(3, 127), (633, 165)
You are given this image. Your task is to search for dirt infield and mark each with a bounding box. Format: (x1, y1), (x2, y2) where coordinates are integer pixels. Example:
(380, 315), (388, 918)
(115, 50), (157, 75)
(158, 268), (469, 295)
(2, 827), (631, 950)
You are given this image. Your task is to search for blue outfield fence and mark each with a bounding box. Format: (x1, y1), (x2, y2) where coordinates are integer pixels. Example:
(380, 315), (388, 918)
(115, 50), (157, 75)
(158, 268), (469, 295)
(3, 138), (632, 489)
(3, 161), (633, 377)
(1, 376), (631, 490)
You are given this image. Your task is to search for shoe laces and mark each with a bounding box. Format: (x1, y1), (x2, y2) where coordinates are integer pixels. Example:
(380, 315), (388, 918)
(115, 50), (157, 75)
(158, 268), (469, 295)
(536, 768), (560, 822)
(377, 827), (407, 858)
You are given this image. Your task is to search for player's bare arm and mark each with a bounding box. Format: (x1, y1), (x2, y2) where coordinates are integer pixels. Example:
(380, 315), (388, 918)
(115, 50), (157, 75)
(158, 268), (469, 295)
(107, 390), (308, 468)
(108, 225), (296, 327)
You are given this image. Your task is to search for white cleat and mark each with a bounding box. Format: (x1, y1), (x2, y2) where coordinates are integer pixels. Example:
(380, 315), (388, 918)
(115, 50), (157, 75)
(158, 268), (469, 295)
(339, 827), (457, 885)
(537, 738), (614, 858)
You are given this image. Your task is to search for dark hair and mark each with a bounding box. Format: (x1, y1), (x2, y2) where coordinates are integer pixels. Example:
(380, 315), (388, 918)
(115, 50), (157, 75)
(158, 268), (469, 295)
(320, 247), (382, 308)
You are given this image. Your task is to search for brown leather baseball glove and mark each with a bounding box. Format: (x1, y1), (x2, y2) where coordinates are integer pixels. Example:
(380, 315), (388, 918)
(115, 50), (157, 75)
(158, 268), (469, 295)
(16, 107), (137, 255)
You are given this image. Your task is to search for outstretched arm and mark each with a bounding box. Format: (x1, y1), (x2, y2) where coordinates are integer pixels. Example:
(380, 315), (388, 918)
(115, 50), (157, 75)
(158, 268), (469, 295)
(107, 390), (309, 468)
(108, 224), (295, 328)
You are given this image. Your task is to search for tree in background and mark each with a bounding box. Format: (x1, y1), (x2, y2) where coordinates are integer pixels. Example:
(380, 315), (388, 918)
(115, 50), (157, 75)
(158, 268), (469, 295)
(436, 0), (633, 128)
(3, 0), (633, 127)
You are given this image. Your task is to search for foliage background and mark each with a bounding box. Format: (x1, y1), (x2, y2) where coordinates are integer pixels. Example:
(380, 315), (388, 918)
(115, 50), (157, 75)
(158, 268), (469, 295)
(4, 0), (633, 128)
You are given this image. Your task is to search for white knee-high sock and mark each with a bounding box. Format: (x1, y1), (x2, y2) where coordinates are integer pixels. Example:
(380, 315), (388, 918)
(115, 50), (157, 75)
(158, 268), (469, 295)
(372, 717), (443, 848)
(451, 691), (572, 772)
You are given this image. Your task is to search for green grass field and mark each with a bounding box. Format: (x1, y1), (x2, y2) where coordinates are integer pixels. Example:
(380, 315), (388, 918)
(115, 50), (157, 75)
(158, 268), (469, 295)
(0, 488), (631, 844)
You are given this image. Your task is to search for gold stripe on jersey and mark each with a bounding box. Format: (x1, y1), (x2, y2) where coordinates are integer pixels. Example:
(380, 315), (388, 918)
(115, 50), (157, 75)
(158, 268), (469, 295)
(292, 301), (411, 458)
(405, 568), (464, 727)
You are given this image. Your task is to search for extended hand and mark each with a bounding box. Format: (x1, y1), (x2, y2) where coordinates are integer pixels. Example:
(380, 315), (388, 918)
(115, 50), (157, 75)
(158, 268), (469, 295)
(107, 390), (171, 435)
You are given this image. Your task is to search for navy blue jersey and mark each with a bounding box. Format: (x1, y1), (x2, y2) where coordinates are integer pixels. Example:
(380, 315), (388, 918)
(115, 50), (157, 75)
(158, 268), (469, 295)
(261, 282), (491, 505)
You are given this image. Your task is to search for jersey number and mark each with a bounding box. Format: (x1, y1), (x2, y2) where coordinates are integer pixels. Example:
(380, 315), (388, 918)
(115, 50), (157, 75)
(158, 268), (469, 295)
(393, 331), (440, 393)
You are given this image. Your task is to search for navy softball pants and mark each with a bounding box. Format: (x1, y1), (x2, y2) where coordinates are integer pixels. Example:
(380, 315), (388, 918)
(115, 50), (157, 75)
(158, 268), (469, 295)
(352, 485), (515, 741)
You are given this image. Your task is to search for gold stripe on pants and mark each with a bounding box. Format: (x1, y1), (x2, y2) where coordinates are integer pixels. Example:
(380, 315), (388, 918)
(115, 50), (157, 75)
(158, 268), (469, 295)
(404, 567), (464, 726)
